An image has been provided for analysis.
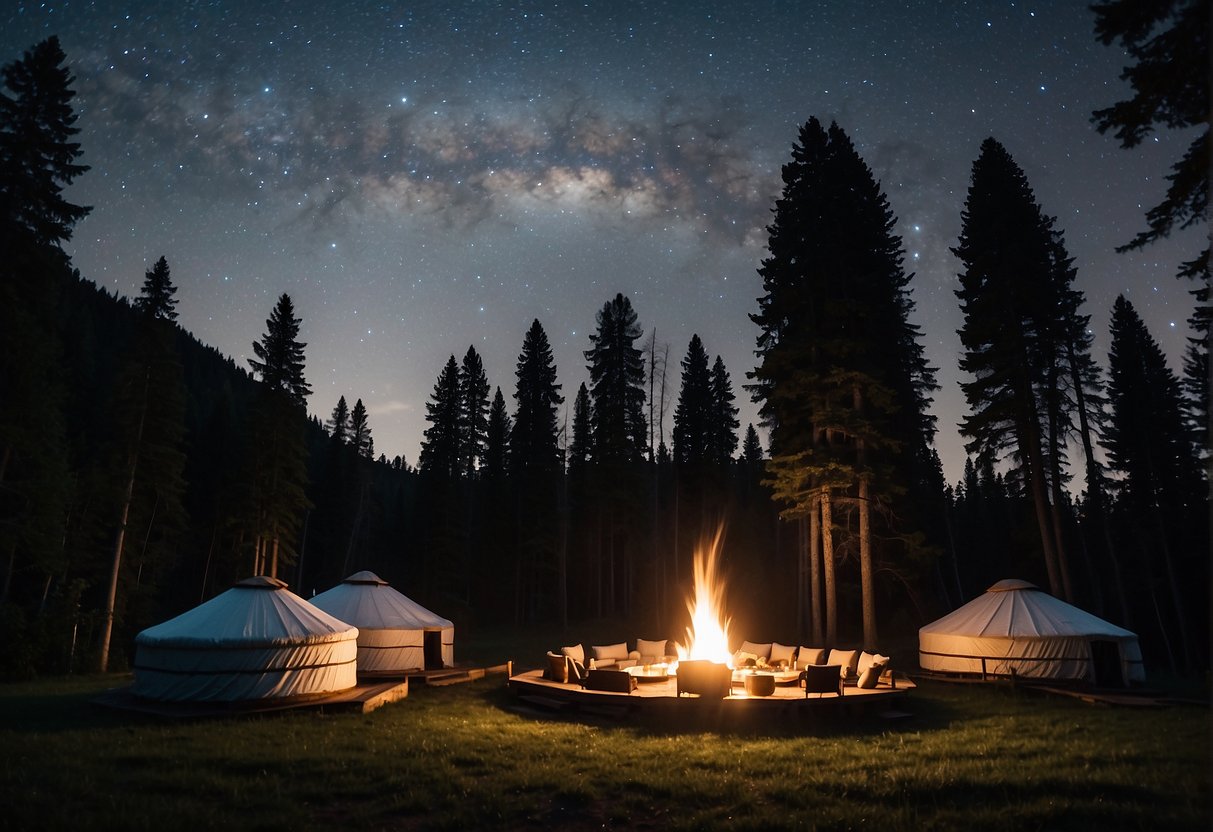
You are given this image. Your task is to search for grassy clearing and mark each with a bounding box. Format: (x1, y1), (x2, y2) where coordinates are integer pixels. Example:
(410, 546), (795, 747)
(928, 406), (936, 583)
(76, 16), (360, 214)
(1, 654), (1208, 830)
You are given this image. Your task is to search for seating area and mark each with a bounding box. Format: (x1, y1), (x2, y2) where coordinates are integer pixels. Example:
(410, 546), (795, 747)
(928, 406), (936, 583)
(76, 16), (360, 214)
(540, 637), (896, 698)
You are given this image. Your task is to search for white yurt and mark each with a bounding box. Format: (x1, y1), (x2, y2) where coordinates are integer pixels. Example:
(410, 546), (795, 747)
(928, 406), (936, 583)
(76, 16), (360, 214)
(919, 579), (1144, 686)
(309, 571), (454, 675)
(132, 576), (359, 702)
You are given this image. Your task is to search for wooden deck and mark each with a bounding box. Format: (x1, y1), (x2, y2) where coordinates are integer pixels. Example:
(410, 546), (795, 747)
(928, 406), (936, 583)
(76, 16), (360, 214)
(92, 678), (409, 719)
(507, 668), (914, 723)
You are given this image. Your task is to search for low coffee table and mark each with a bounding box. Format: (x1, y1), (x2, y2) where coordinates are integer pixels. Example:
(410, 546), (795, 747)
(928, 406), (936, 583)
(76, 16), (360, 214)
(626, 664), (671, 683)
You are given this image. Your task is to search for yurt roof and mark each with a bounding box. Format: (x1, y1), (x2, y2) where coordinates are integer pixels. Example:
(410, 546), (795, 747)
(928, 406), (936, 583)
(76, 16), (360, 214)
(136, 576), (358, 648)
(310, 571), (453, 630)
(919, 579), (1136, 640)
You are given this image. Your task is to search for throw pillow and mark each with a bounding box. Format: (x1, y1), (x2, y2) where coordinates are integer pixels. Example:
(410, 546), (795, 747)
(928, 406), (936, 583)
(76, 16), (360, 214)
(592, 642), (629, 662)
(769, 642), (796, 665)
(561, 644), (585, 665)
(858, 659), (888, 689)
(739, 640), (772, 659)
(637, 638), (668, 658)
(797, 647), (826, 667)
(827, 648), (860, 676)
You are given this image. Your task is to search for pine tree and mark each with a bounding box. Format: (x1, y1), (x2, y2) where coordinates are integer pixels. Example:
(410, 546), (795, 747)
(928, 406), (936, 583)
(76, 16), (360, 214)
(672, 334), (711, 466)
(242, 293), (312, 578)
(509, 319), (563, 622)
(1093, 0), (1210, 469)
(741, 424), (763, 467)
(98, 267), (187, 670)
(132, 256), (178, 321)
(1106, 295), (1206, 669)
(0, 38), (87, 622)
(750, 118), (937, 647)
(419, 356), (462, 479)
(708, 355), (740, 467)
(247, 294), (311, 407)
(327, 395), (350, 444)
(510, 320), (563, 474)
(0, 36), (91, 259)
(349, 398), (373, 459)
(585, 294), (647, 464)
(458, 346), (490, 477)
(568, 382), (593, 474)
(484, 387), (511, 480)
(954, 138), (1077, 602)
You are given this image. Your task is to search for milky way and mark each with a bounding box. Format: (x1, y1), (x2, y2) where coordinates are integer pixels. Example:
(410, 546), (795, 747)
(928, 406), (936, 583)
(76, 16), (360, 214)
(3, 1), (1200, 480)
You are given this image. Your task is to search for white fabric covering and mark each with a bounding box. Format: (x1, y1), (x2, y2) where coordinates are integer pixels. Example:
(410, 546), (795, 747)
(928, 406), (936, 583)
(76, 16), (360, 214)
(133, 576), (359, 702)
(919, 579), (1144, 684)
(310, 571), (454, 672)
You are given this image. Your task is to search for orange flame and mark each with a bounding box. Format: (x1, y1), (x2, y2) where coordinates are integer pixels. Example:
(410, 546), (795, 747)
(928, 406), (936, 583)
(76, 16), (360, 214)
(674, 525), (733, 667)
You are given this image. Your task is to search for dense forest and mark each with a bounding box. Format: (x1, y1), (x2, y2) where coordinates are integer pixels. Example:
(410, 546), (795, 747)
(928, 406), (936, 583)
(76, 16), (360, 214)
(1, 13), (1207, 680)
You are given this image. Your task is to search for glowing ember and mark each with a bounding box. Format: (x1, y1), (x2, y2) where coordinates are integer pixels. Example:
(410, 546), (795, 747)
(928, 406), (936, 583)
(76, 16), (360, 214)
(674, 526), (734, 668)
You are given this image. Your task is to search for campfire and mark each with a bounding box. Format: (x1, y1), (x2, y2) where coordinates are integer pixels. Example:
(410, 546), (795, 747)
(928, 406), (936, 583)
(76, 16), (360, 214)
(673, 526), (734, 670)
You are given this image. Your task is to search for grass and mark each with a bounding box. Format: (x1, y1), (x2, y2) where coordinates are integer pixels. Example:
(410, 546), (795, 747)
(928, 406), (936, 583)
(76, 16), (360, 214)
(1, 641), (1209, 831)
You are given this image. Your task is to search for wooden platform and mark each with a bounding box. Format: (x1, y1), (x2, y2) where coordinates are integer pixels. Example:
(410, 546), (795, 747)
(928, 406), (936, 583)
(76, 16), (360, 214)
(91, 678), (409, 719)
(508, 668), (914, 723)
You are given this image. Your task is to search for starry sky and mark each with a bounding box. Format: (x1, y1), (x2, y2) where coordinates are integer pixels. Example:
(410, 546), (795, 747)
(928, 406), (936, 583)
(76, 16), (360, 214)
(3, 1), (1201, 482)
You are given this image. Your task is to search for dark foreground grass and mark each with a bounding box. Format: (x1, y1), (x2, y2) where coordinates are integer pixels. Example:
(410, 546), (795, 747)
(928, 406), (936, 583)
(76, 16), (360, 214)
(2, 663), (1208, 831)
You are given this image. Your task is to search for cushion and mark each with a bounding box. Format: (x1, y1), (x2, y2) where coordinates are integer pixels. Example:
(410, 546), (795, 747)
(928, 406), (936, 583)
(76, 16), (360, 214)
(857, 652), (890, 678)
(739, 640), (772, 659)
(827, 649), (860, 675)
(858, 659), (889, 689)
(637, 638), (668, 658)
(769, 642), (796, 665)
(560, 644), (585, 665)
(797, 647), (826, 667)
(592, 642), (629, 662)
(545, 651), (568, 683)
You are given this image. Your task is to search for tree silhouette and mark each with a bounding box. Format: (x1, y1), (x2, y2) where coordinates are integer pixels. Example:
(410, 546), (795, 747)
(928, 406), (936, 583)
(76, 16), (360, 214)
(0, 36), (90, 259)
(242, 293), (312, 578)
(750, 118), (937, 647)
(98, 262), (187, 670)
(133, 257), (178, 321)
(348, 398), (373, 459)
(672, 334), (711, 466)
(484, 387), (511, 480)
(586, 294), (647, 464)
(327, 395), (350, 444)
(955, 138), (1083, 603)
(458, 346), (490, 477)
(1106, 295), (1206, 670)
(708, 355), (740, 467)
(419, 356), (462, 479)
(1093, 0), (1210, 467)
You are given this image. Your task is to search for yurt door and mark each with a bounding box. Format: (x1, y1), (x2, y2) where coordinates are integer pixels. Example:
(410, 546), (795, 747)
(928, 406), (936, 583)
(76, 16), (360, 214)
(1089, 640), (1124, 687)
(424, 630), (443, 670)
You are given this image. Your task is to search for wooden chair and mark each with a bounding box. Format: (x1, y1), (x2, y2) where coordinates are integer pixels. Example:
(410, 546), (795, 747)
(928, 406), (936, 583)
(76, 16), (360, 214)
(799, 663), (844, 698)
(585, 668), (637, 693)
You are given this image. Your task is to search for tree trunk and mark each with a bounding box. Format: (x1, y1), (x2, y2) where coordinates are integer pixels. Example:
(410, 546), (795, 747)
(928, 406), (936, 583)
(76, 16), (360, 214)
(1019, 421), (1064, 599)
(809, 495), (823, 645)
(859, 476), (875, 650)
(98, 375), (149, 673)
(821, 487), (837, 646)
(1044, 382), (1075, 603)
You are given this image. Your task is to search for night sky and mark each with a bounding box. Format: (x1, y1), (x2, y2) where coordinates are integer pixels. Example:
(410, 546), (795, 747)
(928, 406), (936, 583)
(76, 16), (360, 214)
(3, 1), (1200, 481)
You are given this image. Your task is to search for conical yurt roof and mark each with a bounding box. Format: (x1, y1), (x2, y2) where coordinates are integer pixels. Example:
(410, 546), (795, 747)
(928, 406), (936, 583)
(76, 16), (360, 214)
(136, 576), (358, 648)
(919, 579), (1136, 640)
(310, 571), (453, 630)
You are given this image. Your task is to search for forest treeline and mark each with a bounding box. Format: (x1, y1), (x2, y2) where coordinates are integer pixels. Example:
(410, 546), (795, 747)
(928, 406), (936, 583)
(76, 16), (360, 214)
(1, 9), (1207, 679)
